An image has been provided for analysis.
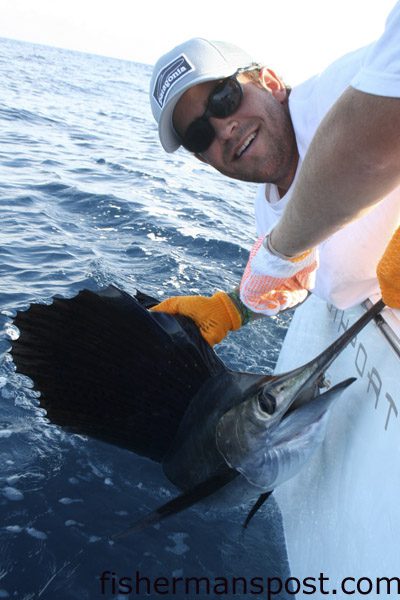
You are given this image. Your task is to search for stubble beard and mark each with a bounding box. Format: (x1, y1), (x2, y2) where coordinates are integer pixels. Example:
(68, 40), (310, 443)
(219, 104), (299, 188)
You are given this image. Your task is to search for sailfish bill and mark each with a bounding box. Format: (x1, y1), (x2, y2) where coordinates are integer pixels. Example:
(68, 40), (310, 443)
(9, 285), (385, 534)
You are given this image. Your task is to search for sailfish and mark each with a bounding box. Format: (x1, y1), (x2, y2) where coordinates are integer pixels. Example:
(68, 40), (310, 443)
(9, 285), (384, 536)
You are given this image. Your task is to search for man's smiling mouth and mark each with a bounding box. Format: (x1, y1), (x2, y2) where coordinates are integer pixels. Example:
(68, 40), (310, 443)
(235, 132), (257, 159)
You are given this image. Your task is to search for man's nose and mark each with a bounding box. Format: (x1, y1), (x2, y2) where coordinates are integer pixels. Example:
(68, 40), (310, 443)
(210, 116), (238, 142)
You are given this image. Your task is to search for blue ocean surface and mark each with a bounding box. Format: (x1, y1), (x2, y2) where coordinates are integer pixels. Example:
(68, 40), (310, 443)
(0, 38), (294, 599)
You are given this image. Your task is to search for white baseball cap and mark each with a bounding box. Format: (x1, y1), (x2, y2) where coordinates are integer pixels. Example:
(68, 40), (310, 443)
(150, 38), (256, 153)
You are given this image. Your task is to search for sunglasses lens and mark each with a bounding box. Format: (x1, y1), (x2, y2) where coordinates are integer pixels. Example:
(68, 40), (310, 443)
(209, 78), (242, 117)
(183, 118), (215, 153)
(181, 76), (243, 153)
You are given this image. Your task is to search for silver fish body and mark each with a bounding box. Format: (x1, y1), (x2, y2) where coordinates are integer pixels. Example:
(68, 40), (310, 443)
(216, 378), (353, 491)
(164, 300), (384, 506)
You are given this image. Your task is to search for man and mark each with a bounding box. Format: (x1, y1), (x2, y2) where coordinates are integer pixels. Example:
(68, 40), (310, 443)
(149, 3), (400, 345)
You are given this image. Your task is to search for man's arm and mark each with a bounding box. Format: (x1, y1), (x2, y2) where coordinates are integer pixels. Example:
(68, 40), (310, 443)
(270, 87), (400, 257)
(152, 279), (307, 346)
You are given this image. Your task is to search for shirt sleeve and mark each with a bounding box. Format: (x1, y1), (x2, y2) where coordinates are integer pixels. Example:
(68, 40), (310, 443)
(351, 1), (400, 97)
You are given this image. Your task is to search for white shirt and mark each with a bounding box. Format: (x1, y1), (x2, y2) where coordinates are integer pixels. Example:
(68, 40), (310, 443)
(254, 10), (400, 309)
(351, 0), (400, 97)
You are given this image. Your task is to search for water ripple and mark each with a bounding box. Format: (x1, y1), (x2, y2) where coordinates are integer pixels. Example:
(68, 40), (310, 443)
(0, 36), (292, 599)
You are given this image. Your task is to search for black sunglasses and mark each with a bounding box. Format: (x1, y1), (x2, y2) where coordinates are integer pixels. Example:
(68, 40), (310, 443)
(180, 66), (260, 154)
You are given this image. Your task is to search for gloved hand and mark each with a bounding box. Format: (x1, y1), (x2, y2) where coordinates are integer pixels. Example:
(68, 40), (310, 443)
(240, 234), (318, 315)
(151, 291), (242, 346)
(377, 227), (400, 307)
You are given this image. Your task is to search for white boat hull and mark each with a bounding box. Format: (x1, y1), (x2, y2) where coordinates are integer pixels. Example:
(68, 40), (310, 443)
(274, 295), (400, 596)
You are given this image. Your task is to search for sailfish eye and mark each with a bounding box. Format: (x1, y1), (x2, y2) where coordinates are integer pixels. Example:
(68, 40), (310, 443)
(257, 389), (276, 415)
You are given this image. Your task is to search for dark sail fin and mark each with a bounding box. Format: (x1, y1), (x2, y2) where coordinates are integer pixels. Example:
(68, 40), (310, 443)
(11, 285), (226, 462)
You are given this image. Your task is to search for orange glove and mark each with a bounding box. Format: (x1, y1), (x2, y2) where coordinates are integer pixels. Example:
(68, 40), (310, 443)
(377, 227), (400, 307)
(239, 235), (318, 315)
(151, 291), (242, 346)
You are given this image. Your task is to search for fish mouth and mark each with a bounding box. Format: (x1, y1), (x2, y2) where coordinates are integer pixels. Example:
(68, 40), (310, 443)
(262, 299), (385, 416)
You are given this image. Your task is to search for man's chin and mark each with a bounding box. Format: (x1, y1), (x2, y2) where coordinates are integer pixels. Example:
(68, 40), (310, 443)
(218, 168), (270, 184)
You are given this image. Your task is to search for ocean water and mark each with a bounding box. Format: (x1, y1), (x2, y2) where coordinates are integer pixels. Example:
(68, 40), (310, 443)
(0, 38), (293, 599)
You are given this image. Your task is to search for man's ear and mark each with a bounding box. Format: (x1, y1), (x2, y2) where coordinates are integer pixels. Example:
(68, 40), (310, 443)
(258, 67), (287, 102)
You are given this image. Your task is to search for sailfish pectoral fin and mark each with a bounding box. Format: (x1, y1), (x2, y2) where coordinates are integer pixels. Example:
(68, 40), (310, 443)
(111, 468), (239, 539)
(243, 491), (273, 530)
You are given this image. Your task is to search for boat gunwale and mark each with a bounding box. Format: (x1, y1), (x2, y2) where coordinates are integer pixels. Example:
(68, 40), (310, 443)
(363, 299), (400, 358)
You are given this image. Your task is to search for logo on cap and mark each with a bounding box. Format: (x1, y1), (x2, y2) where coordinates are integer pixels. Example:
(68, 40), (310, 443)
(153, 54), (194, 109)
